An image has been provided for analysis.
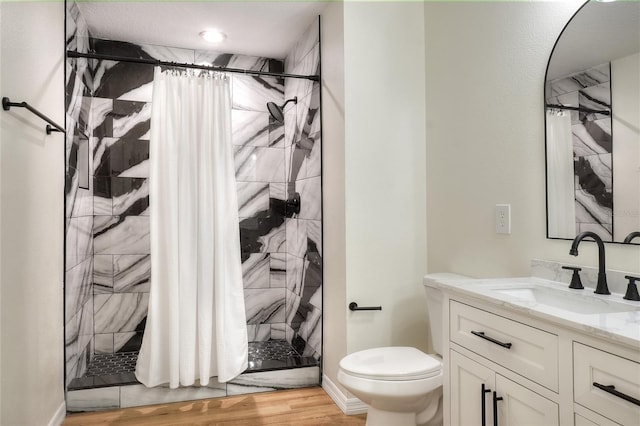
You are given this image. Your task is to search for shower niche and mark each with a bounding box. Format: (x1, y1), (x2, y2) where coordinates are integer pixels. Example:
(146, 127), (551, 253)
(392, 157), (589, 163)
(64, 1), (322, 410)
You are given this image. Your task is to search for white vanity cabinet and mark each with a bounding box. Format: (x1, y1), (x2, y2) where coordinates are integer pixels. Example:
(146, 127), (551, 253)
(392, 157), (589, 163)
(433, 284), (640, 426)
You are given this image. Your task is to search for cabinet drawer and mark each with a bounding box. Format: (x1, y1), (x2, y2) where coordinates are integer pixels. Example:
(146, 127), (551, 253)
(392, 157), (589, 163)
(574, 412), (620, 426)
(575, 413), (599, 426)
(450, 300), (559, 391)
(574, 343), (640, 426)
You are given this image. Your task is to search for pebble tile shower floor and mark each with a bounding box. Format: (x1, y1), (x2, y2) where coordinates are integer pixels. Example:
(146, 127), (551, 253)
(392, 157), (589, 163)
(86, 351), (139, 376)
(83, 340), (303, 377)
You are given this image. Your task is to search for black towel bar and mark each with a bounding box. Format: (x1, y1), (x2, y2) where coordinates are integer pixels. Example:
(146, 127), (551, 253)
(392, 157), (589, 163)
(2, 97), (65, 135)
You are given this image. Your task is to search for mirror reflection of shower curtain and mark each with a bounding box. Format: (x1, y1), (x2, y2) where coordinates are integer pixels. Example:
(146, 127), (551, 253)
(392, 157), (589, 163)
(546, 110), (576, 238)
(136, 67), (248, 388)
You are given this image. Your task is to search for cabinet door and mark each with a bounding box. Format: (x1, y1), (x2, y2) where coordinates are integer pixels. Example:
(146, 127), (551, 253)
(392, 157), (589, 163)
(450, 350), (495, 426)
(495, 375), (559, 426)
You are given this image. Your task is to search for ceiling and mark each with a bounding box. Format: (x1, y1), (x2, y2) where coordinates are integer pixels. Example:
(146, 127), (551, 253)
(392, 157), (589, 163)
(76, 1), (329, 60)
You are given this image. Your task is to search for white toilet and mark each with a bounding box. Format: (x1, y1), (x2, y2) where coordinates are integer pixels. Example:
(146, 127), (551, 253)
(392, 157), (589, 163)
(338, 284), (444, 426)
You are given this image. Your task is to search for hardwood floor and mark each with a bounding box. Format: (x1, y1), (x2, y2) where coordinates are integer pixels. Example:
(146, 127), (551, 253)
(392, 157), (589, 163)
(63, 387), (367, 425)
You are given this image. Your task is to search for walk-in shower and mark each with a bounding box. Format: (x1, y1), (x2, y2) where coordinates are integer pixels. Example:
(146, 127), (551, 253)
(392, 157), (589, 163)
(64, 0), (323, 410)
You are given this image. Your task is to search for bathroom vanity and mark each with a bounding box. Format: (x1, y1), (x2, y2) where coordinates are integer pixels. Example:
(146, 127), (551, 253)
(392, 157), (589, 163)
(424, 273), (640, 426)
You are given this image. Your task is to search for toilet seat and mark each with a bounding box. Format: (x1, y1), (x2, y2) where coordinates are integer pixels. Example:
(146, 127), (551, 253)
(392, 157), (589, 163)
(339, 347), (442, 381)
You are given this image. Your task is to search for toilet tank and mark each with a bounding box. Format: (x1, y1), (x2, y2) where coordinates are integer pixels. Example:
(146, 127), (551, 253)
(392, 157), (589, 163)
(424, 284), (444, 356)
(424, 273), (471, 356)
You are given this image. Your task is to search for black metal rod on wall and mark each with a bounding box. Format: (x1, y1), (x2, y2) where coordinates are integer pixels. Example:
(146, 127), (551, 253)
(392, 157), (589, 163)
(67, 50), (320, 82)
(546, 103), (610, 116)
(2, 97), (65, 134)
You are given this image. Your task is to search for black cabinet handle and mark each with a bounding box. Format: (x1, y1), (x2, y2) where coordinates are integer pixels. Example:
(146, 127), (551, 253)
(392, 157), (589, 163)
(348, 302), (382, 311)
(481, 383), (491, 426)
(492, 391), (503, 426)
(593, 382), (640, 406)
(471, 331), (513, 349)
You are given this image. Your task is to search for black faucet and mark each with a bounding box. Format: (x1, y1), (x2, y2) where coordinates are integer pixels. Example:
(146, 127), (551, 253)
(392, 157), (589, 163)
(569, 231), (610, 295)
(623, 231), (640, 244)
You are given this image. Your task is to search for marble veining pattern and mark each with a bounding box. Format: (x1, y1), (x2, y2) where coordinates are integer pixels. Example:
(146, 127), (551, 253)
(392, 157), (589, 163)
(550, 62), (613, 243)
(232, 110), (270, 147)
(270, 253), (287, 288)
(237, 182), (269, 218)
(94, 293), (149, 334)
(232, 75), (284, 112)
(65, 1), (96, 385)
(244, 288), (286, 324)
(572, 121), (611, 157)
(242, 253), (271, 289)
(257, 221), (287, 253)
(280, 19), (323, 359)
(247, 324), (271, 342)
(227, 366), (319, 394)
(234, 146), (286, 183)
(575, 189), (613, 227)
(94, 215), (150, 255)
(113, 254), (151, 293)
(112, 178), (149, 216)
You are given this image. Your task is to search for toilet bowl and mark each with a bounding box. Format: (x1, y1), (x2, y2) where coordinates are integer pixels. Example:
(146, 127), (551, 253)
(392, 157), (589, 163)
(338, 279), (459, 425)
(338, 346), (442, 426)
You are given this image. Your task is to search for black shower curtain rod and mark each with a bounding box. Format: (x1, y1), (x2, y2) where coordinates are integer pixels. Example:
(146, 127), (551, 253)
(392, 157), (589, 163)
(2, 97), (65, 134)
(67, 51), (320, 82)
(546, 103), (610, 116)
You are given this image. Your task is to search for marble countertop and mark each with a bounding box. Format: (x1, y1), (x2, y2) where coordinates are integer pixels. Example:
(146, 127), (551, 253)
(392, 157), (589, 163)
(424, 273), (640, 350)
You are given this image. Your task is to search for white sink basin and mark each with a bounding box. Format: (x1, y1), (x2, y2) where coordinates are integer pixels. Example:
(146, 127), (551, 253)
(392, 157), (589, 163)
(489, 284), (640, 315)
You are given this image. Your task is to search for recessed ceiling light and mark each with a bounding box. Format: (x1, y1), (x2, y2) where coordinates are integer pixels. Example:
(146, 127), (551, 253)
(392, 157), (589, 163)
(200, 29), (226, 43)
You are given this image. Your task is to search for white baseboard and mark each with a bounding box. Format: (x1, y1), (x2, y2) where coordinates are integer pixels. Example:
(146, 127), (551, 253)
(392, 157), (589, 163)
(322, 374), (368, 416)
(48, 400), (66, 426)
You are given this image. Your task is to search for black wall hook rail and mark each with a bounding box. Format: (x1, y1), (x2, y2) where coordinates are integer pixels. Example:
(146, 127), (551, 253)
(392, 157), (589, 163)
(2, 97), (65, 135)
(349, 302), (382, 311)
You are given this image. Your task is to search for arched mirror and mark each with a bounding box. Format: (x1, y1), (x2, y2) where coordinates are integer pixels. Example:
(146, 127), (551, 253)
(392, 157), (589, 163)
(545, 0), (640, 244)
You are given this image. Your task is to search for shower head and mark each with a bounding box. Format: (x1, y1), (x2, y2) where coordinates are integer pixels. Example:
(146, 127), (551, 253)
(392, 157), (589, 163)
(266, 97), (297, 124)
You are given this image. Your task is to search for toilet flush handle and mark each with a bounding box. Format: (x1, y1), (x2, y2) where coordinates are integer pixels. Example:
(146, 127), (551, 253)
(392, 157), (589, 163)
(348, 302), (382, 311)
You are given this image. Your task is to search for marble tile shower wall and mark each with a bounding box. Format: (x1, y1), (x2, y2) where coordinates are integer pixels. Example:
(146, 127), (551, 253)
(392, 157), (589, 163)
(65, 1), (95, 386)
(283, 21), (322, 360)
(547, 63), (613, 241)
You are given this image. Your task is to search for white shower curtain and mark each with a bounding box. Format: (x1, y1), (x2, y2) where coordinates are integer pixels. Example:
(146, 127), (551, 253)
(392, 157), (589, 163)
(136, 67), (248, 388)
(546, 109), (576, 239)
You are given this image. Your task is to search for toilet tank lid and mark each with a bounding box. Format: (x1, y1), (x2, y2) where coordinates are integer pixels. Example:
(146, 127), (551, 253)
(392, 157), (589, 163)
(339, 347), (442, 381)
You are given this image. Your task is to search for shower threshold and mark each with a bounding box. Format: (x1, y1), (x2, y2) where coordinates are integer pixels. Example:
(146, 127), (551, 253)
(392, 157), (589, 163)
(67, 340), (318, 391)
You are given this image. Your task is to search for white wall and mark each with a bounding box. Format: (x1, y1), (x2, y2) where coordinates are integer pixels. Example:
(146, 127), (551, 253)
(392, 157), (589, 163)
(425, 1), (640, 279)
(343, 1), (428, 354)
(320, 1), (347, 393)
(611, 52), (640, 241)
(321, 1), (429, 398)
(0, 2), (65, 425)
(0, 3), (3, 419)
